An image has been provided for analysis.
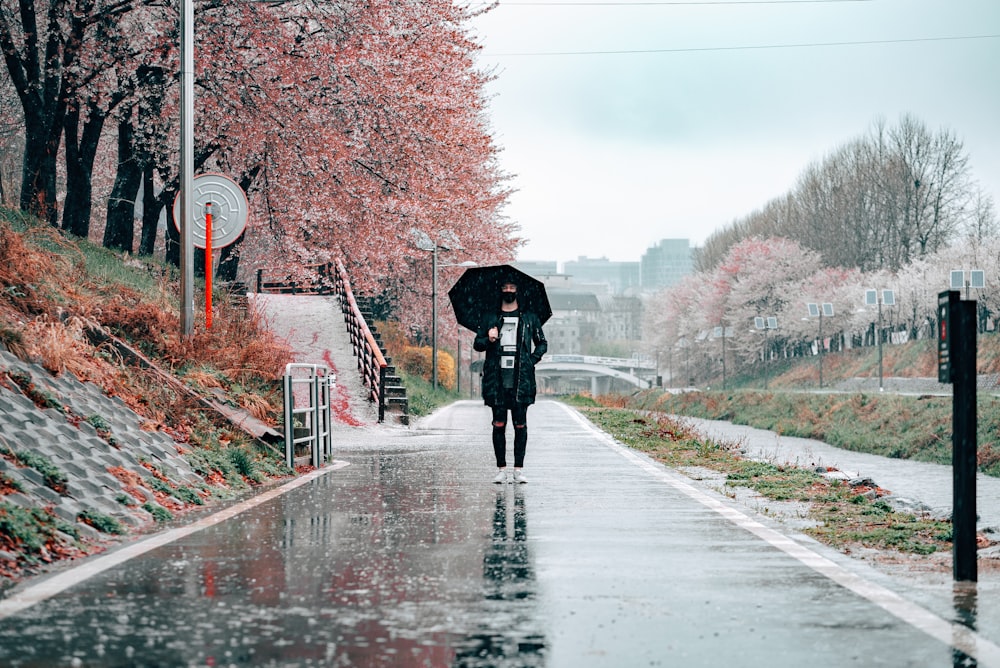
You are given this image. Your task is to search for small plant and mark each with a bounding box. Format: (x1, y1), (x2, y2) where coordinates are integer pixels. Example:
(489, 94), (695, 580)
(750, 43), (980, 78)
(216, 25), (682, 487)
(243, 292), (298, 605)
(85, 414), (120, 448)
(171, 485), (204, 505)
(115, 493), (136, 506)
(78, 509), (126, 535)
(0, 472), (23, 494)
(6, 370), (64, 412)
(13, 450), (68, 494)
(0, 502), (47, 553)
(229, 448), (264, 483)
(142, 502), (173, 522)
(85, 414), (111, 432)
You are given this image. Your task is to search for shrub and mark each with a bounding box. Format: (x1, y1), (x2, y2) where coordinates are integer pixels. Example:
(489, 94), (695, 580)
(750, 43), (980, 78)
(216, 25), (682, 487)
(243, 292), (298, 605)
(399, 345), (455, 390)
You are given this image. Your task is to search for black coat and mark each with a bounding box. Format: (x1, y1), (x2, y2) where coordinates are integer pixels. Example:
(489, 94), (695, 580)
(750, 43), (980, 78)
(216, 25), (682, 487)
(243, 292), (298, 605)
(473, 310), (548, 407)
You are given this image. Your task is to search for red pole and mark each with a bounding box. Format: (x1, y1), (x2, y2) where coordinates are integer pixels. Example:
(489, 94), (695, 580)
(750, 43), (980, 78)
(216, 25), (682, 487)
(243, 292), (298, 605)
(205, 203), (213, 330)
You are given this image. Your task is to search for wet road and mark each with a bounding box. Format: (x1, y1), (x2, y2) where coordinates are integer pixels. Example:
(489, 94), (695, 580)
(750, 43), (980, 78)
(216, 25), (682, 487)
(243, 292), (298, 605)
(0, 400), (997, 667)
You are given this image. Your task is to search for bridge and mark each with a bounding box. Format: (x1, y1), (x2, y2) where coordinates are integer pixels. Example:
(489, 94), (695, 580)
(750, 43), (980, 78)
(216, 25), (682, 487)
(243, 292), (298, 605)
(535, 354), (656, 395)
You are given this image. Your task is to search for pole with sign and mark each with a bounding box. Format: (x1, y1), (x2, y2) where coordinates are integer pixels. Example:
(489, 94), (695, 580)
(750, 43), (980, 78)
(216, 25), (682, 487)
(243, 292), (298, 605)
(939, 290), (977, 582)
(172, 174), (249, 330)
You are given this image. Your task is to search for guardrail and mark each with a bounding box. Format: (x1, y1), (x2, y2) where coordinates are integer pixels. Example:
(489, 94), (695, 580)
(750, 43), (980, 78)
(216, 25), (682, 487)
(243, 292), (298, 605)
(282, 363), (334, 468)
(544, 354), (657, 369)
(332, 260), (407, 423)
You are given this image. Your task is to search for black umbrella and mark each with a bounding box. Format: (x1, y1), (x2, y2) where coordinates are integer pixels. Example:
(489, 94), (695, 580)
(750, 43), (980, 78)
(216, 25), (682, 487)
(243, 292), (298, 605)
(447, 264), (552, 332)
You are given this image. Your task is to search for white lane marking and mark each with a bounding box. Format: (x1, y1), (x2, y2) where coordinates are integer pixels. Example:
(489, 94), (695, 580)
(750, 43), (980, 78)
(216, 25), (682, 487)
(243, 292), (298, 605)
(0, 461), (350, 620)
(556, 403), (1000, 667)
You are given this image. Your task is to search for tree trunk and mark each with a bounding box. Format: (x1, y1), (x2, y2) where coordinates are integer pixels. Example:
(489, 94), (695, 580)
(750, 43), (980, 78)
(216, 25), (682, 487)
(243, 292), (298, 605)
(217, 231), (244, 282)
(138, 164), (161, 256)
(216, 167), (260, 282)
(20, 114), (61, 226)
(62, 100), (107, 238)
(164, 187), (180, 267)
(104, 116), (141, 252)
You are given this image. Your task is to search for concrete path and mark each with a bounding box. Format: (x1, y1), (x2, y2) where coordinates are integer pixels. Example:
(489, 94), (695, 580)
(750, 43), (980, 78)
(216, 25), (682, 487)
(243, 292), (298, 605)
(3, 400), (999, 666)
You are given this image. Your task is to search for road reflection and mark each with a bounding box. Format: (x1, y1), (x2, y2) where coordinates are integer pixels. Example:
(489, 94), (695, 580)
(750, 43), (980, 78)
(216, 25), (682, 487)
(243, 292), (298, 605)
(954, 582), (978, 667)
(453, 488), (546, 667)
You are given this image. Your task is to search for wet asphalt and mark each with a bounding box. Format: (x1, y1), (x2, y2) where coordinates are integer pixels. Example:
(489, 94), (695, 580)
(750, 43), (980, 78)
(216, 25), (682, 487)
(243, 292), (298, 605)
(0, 400), (997, 666)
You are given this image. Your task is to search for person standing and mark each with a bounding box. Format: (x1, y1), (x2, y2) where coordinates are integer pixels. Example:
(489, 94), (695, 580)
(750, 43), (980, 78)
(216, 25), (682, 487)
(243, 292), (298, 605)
(474, 280), (548, 484)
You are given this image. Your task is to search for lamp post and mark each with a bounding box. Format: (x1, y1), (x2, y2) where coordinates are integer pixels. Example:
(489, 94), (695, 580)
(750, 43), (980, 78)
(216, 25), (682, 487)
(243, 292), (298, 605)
(713, 324), (731, 390)
(806, 302), (834, 388)
(435, 260), (477, 391)
(754, 316), (777, 389)
(412, 227), (476, 391)
(951, 269), (986, 332)
(864, 289), (895, 391)
(413, 230), (466, 390)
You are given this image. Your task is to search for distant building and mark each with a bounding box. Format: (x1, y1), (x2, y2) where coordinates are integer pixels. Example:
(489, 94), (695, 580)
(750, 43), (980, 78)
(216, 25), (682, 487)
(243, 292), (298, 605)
(640, 239), (693, 291)
(544, 289), (602, 355)
(511, 260), (558, 279)
(563, 256), (641, 295)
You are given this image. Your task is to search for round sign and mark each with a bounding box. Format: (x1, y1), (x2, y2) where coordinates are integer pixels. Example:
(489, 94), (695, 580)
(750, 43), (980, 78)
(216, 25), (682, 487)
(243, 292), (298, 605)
(172, 173), (249, 249)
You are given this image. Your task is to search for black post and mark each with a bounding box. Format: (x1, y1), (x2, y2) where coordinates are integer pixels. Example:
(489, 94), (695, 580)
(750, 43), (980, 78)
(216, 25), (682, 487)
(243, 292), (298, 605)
(952, 296), (977, 582)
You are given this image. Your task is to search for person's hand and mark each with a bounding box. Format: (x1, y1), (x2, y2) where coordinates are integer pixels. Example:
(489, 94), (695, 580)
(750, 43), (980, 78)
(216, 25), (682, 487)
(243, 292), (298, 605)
(488, 326), (498, 342)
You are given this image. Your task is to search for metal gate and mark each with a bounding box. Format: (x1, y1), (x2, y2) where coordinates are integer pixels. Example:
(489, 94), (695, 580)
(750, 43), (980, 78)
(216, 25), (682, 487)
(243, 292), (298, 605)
(282, 363), (334, 468)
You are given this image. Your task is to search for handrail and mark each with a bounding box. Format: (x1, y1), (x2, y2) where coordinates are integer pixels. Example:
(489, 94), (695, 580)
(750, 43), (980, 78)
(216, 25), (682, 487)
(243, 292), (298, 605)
(282, 363), (333, 468)
(333, 259), (390, 422)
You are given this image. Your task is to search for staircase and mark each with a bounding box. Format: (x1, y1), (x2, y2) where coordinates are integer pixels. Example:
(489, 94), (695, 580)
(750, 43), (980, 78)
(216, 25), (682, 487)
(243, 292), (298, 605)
(357, 297), (409, 425)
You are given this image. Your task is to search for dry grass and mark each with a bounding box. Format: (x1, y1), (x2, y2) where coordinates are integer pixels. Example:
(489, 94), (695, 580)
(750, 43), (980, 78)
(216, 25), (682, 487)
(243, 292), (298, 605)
(239, 393), (276, 422)
(0, 212), (293, 432)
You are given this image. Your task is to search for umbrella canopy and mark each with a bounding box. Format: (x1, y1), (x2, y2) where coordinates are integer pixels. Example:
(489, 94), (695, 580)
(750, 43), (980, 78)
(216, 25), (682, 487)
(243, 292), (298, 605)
(448, 264), (552, 332)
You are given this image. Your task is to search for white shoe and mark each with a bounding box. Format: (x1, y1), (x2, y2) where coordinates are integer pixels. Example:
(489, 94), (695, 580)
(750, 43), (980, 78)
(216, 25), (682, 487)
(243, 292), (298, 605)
(493, 469), (509, 484)
(512, 469), (527, 484)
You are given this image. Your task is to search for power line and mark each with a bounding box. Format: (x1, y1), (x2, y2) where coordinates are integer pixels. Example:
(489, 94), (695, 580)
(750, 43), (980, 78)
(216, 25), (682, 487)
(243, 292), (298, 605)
(482, 33), (1000, 57)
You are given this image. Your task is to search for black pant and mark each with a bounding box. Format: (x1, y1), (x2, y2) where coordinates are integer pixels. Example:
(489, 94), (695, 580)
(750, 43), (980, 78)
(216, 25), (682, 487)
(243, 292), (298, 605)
(491, 393), (528, 468)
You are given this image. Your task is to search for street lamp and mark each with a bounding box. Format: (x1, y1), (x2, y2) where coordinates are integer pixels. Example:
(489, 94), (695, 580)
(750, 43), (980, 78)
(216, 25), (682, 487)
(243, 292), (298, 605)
(754, 316), (778, 389)
(411, 229), (476, 390)
(951, 269), (984, 300)
(712, 324), (732, 390)
(806, 302), (834, 388)
(951, 269), (986, 332)
(864, 289), (895, 391)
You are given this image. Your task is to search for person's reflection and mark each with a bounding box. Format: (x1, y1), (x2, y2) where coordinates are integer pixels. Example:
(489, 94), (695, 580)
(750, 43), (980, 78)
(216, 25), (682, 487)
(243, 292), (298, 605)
(452, 488), (545, 667)
(484, 488), (532, 600)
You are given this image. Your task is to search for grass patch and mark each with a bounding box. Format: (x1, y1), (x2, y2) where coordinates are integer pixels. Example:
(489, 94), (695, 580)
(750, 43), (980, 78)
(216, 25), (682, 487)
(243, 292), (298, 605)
(399, 369), (460, 417)
(579, 405), (954, 557)
(78, 509), (126, 535)
(558, 393), (600, 408)
(142, 502), (173, 523)
(631, 388), (1000, 476)
(10, 450), (68, 494)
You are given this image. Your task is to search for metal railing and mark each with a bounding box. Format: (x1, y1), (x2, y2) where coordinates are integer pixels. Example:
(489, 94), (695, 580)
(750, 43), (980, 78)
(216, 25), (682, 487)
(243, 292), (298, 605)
(332, 260), (394, 422)
(282, 363), (334, 468)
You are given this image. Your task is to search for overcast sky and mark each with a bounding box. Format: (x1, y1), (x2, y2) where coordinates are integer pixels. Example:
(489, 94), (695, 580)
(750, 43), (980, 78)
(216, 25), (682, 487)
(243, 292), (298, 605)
(470, 0), (1000, 269)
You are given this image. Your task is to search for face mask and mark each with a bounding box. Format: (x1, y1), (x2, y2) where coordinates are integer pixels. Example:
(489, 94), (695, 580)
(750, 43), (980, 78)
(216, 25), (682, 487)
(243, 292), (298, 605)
(502, 291), (517, 304)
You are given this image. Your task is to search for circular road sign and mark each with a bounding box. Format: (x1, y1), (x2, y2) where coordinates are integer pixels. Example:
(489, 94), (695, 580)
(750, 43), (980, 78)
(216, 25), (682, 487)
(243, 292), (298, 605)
(172, 173), (249, 249)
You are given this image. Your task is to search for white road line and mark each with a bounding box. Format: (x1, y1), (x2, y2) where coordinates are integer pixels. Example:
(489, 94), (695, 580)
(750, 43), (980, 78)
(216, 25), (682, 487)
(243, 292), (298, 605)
(0, 460), (349, 620)
(557, 403), (1000, 667)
